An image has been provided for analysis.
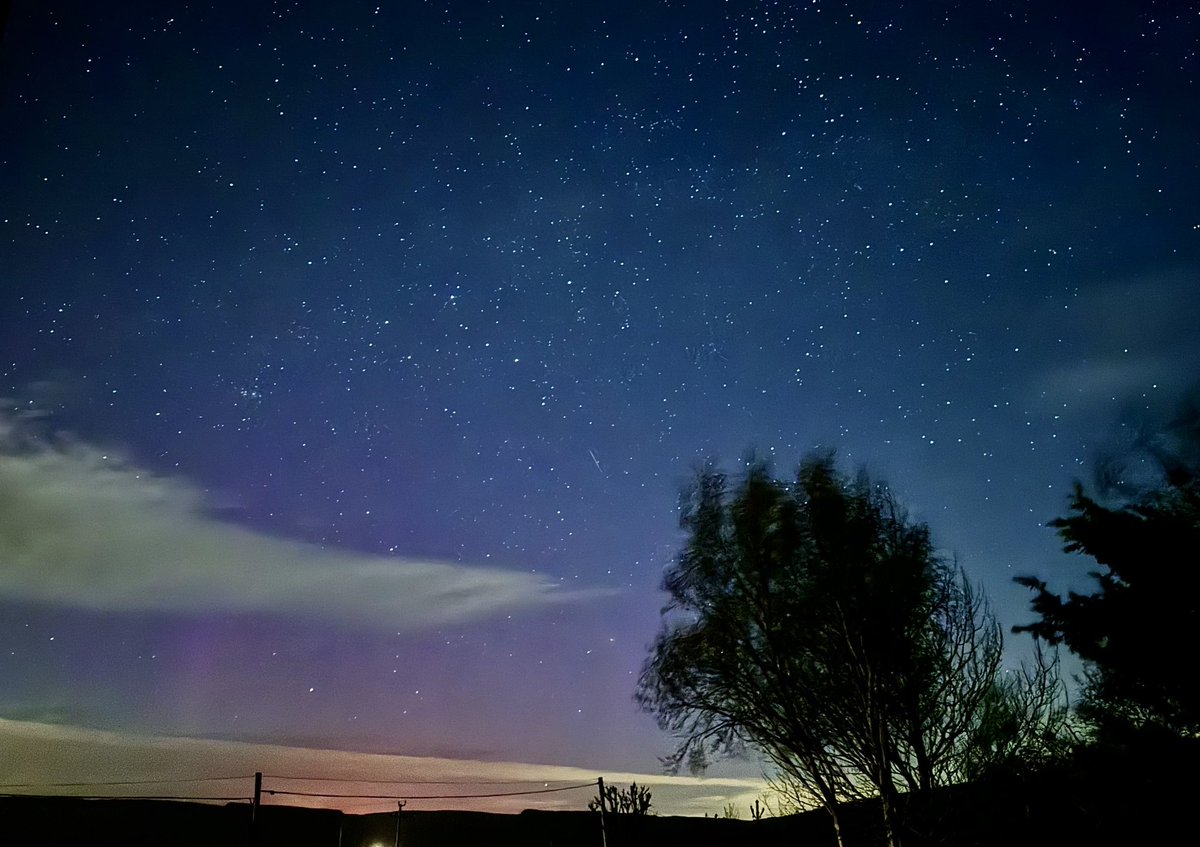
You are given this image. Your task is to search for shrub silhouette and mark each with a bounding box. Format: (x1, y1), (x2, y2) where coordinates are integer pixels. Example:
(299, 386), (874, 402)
(588, 781), (652, 816)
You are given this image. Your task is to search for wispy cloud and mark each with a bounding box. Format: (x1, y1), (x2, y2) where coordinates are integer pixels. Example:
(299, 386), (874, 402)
(0, 718), (769, 815)
(0, 415), (603, 629)
(1027, 267), (1200, 414)
(1030, 356), (1168, 408)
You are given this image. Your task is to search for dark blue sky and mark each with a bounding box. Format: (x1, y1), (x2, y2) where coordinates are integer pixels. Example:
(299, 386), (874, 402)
(1, 0), (1198, 784)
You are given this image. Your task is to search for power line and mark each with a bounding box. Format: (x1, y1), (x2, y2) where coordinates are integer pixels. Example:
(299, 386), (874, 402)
(0, 793), (249, 802)
(0, 774), (603, 805)
(0, 776), (251, 789)
(263, 774), (589, 786)
(264, 781), (598, 801)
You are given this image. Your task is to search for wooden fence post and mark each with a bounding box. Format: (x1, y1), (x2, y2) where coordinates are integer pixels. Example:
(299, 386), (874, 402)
(597, 778), (608, 847)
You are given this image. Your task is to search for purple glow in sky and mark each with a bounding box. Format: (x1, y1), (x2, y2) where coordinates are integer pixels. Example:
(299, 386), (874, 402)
(1, 0), (1198, 813)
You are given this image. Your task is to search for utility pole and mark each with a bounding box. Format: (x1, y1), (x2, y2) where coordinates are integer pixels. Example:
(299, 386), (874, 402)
(596, 778), (608, 847)
(250, 771), (263, 846)
(394, 800), (406, 847)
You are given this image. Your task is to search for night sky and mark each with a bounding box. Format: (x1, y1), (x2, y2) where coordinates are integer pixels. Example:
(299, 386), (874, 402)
(2, 0), (1198, 814)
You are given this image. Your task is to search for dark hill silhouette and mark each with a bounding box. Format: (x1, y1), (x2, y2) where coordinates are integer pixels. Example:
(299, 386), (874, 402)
(3, 741), (1197, 847)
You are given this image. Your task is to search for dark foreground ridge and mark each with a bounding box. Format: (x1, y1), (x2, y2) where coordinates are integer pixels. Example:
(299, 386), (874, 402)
(0, 767), (1190, 844)
(3, 741), (1198, 847)
(0, 798), (826, 847)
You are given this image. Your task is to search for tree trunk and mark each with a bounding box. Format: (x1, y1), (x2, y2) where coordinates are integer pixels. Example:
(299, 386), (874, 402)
(867, 674), (902, 847)
(825, 804), (847, 847)
(878, 786), (902, 847)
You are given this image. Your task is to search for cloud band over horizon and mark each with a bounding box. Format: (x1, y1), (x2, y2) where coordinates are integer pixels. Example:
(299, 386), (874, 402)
(0, 717), (768, 816)
(0, 414), (606, 629)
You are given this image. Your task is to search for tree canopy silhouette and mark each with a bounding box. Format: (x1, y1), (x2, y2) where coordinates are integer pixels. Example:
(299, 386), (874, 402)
(638, 453), (1063, 847)
(1015, 457), (1200, 740)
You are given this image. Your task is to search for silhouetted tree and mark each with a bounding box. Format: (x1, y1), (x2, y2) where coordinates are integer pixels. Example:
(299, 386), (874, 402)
(589, 781), (653, 847)
(1015, 459), (1200, 740)
(588, 781), (652, 815)
(638, 453), (1063, 847)
(956, 641), (1069, 782)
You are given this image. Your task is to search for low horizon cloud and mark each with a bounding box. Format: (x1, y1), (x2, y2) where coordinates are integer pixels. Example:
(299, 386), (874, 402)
(0, 414), (606, 629)
(0, 718), (770, 816)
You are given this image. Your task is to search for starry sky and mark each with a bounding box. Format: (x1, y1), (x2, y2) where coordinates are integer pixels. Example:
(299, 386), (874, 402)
(1, 0), (1198, 813)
